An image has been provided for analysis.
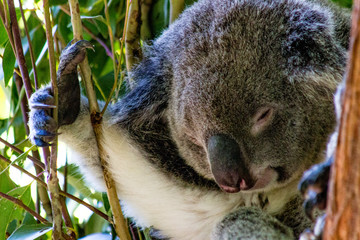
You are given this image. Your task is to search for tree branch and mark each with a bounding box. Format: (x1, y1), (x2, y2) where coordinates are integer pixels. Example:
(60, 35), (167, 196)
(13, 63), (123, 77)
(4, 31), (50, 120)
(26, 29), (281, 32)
(169, 0), (184, 24)
(125, 0), (142, 79)
(0, 191), (50, 224)
(67, 0), (131, 238)
(7, 0), (33, 99)
(18, 0), (39, 90)
(0, 153), (112, 225)
(0, 137), (45, 169)
(42, 0), (64, 237)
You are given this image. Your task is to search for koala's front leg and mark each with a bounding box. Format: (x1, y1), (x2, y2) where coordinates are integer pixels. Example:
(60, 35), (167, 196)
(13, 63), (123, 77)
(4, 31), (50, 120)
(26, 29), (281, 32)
(213, 208), (294, 240)
(298, 156), (333, 240)
(29, 40), (93, 146)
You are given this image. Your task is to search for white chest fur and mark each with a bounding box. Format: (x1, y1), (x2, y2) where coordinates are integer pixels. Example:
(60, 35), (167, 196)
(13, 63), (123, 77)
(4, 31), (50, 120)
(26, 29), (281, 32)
(97, 125), (298, 240)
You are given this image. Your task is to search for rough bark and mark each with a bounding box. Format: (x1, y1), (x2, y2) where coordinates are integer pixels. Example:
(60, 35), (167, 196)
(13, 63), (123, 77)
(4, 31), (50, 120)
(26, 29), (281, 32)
(323, 1), (360, 239)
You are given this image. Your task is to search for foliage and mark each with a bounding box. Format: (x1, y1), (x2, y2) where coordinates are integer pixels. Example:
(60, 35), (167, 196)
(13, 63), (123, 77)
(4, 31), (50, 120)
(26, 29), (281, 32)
(0, 0), (352, 239)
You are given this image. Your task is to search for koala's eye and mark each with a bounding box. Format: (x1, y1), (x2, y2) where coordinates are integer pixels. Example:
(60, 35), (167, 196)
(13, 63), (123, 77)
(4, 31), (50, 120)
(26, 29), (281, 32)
(251, 106), (275, 136)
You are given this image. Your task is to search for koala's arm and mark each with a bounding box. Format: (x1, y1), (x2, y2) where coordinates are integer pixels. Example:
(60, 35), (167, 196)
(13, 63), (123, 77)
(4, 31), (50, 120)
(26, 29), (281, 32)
(28, 40), (109, 187)
(28, 40), (94, 146)
(213, 207), (295, 240)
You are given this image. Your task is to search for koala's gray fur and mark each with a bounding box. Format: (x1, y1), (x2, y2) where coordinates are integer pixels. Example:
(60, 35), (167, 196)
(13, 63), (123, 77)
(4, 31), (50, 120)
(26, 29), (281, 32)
(28, 0), (350, 239)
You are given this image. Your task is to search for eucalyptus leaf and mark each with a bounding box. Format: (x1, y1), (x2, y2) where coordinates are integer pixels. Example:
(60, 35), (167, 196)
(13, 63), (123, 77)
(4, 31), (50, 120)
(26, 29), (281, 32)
(0, 186), (32, 240)
(2, 41), (16, 87)
(0, 20), (8, 47)
(8, 224), (52, 240)
(58, 164), (102, 202)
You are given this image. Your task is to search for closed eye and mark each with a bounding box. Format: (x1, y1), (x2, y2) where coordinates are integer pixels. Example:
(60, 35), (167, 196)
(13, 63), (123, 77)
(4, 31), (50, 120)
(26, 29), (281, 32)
(251, 106), (275, 136)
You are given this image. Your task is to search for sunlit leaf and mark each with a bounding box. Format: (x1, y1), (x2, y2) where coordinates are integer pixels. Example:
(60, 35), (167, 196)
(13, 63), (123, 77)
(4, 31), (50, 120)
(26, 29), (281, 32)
(2, 41), (16, 87)
(0, 20), (8, 47)
(84, 213), (107, 236)
(58, 164), (102, 202)
(81, 15), (108, 39)
(0, 185), (32, 240)
(8, 224), (52, 240)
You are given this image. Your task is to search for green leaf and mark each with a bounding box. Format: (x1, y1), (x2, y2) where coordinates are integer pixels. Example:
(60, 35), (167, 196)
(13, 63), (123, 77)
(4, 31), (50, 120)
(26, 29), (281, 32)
(0, 145), (37, 176)
(49, 0), (67, 6)
(58, 164), (102, 202)
(79, 0), (104, 16)
(81, 15), (108, 39)
(8, 224), (52, 240)
(85, 213), (107, 235)
(150, 0), (170, 38)
(0, 20), (8, 47)
(102, 192), (110, 213)
(2, 41), (16, 87)
(0, 168), (17, 194)
(0, 185), (33, 240)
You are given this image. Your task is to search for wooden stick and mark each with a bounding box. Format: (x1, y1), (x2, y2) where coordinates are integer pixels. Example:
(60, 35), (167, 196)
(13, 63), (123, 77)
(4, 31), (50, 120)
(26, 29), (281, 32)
(68, 0), (131, 239)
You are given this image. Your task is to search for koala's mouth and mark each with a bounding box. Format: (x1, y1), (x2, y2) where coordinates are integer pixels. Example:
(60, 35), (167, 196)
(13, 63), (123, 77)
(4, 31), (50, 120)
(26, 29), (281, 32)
(216, 167), (278, 193)
(207, 134), (279, 193)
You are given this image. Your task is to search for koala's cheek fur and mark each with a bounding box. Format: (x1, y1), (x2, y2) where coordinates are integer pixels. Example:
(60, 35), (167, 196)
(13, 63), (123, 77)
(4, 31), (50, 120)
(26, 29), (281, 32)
(29, 0), (351, 239)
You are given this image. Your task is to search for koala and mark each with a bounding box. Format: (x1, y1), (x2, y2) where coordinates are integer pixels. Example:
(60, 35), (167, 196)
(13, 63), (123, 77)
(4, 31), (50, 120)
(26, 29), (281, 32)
(28, 0), (350, 239)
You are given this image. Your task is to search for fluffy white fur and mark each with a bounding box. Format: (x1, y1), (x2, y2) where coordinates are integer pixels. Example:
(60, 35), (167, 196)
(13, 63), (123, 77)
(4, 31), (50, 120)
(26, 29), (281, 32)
(59, 100), (300, 240)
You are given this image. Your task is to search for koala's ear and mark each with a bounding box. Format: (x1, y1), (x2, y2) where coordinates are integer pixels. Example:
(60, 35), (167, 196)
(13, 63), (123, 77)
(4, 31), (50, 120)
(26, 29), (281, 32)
(115, 54), (171, 127)
(282, 5), (344, 72)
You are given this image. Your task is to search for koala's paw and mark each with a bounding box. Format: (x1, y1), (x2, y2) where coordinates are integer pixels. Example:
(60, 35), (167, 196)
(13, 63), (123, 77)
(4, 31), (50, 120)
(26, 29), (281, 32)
(299, 214), (326, 240)
(213, 208), (294, 240)
(28, 87), (57, 147)
(299, 157), (333, 220)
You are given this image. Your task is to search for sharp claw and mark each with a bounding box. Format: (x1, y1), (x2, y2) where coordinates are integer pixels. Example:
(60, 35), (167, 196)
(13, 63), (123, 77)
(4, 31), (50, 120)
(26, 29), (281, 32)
(35, 129), (57, 137)
(30, 103), (57, 109)
(63, 40), (94, 56)
(33, 137), (51, 147)
(303, 190), (318, 221)
(74, 40), (95, 51)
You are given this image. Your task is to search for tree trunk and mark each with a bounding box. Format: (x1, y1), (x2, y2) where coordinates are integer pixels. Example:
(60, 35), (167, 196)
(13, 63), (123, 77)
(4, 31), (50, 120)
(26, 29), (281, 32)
(323, 1), (360, 239)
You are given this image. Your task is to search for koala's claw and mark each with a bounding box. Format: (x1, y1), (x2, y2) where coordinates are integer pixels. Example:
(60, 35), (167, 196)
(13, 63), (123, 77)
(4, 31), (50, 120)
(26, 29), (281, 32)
(29, 87), (58, 146)
(299, 158), (332, 220)
(299, 214), (326, 240)
(30, 103), (57, 109)
(32, 137), (52, 147)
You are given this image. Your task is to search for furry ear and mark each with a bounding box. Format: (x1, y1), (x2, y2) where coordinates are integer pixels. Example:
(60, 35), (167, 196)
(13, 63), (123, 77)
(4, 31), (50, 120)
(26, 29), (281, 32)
(282, 2), (347, 100)
(282, 4), (343, 72)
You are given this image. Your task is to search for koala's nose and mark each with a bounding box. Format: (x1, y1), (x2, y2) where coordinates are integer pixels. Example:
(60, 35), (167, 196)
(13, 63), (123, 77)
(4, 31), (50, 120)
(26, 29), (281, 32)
(207, 134), (254, 193)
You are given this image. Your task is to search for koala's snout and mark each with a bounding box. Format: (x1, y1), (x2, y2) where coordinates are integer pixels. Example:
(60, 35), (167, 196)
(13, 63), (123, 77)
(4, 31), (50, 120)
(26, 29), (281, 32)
(207, 134), (254, 193)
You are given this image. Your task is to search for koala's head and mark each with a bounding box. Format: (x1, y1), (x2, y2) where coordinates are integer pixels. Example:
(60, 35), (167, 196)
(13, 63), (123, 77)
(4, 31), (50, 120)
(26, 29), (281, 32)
(159, 0), (347, 193)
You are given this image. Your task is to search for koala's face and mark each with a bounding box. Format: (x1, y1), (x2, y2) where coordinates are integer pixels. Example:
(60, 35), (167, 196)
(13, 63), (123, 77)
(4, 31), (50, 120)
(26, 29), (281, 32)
(164, 0), (344, 193)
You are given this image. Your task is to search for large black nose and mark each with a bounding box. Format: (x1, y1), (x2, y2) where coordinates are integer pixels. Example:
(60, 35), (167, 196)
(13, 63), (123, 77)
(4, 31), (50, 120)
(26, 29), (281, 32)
(207, 134), (254, 193)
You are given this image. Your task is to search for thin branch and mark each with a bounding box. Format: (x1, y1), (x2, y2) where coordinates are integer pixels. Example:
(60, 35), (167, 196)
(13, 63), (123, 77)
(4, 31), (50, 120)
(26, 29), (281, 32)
(0, 137), (45, 169)
(0, 0), (16, 55)
(60, 191), (112, 223)
(102, 0), (131, 115)
(169, 0), (184, 24)
(0, 154), (112, 223)
(0, 191), (50, 224)
(0, 154), (46, 188)
(43, 0), (63, 237)
(68, 0), (98, 113)
(18, 0), (39, 90)
(125, 0), (142, 79)
(140, 0), (152, 41)
(12, 74), (53, 219)
(7, 0), (33, 100)
(58, 5), (114, 59)
(67, 0), (131, 238)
